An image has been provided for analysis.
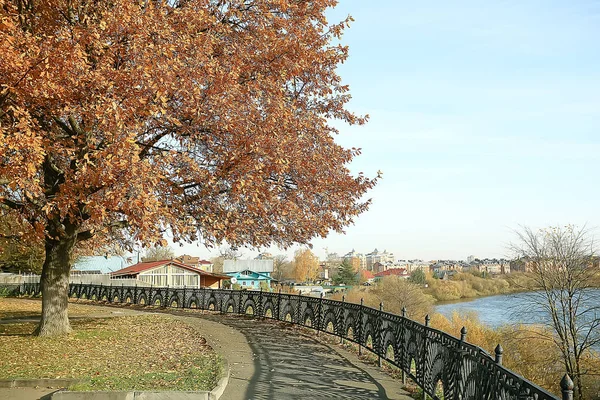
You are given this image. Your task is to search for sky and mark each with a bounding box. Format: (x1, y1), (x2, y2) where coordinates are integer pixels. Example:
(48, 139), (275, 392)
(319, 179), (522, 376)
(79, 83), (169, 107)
(172, 0), (600, 262)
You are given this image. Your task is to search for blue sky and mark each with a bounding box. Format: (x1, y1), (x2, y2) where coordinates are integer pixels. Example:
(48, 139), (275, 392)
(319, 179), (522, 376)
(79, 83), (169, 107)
(174, 0), (600, 261)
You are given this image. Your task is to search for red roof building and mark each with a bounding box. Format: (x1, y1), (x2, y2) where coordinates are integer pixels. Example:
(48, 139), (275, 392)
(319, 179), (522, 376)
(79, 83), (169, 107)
(360, 270), (375, 281)
(111, 260), (228, 288)
(374, 268), (409, 279)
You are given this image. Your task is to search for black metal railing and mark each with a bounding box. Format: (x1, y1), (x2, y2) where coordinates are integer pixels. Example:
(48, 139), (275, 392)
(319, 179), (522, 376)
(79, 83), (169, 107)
(15, 282), (575, 400)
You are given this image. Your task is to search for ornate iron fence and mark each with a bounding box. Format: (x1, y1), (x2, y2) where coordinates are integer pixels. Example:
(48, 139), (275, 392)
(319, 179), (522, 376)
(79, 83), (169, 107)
(16, 282), (575, 400)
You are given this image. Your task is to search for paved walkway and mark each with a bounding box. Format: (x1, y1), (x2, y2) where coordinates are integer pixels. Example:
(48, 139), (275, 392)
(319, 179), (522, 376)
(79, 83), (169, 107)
(176, 312), (411, 400)
(1, 301), (412, 399)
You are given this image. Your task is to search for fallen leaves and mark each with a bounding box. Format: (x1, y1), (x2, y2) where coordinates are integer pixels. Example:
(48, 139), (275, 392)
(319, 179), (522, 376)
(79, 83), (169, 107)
(0, 299), (222, 391)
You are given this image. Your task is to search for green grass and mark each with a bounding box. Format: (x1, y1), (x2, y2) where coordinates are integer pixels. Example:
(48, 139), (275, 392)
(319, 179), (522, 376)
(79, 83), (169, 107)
(0, 298), (224, 392)
(69, 357), (223, 391)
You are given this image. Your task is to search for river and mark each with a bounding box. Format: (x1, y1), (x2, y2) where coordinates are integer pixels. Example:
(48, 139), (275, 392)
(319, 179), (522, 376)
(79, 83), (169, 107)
(434, 289), (600, 329)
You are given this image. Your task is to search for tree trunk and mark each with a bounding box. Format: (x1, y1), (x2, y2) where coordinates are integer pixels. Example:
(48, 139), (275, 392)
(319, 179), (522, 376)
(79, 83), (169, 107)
(34, 233), (76, 336)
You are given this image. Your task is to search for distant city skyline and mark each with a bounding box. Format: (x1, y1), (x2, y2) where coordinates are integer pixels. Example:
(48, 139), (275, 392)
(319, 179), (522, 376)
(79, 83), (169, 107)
(170, 0), (599, 262)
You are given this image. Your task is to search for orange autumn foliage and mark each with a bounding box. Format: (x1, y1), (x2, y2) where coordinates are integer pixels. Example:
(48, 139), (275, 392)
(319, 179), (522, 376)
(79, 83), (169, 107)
(0, 0), (377, 334)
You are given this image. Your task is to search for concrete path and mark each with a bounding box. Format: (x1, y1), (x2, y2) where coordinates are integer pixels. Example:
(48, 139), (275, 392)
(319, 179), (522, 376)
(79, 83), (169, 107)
(1, 301), (412, 400)
(176, 313), (412, 400)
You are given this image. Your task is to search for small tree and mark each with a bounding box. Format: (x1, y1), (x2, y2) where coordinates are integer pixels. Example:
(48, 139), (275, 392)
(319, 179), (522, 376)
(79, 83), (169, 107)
(293, 248), (319, 283)
(142, 246), (174, 262)
(370, 276), (434, 319)
(272, 255), (289, 281)
(511, 225), (600, 400)
(333, 259), (357, 285)
(409, 268), (426, 285)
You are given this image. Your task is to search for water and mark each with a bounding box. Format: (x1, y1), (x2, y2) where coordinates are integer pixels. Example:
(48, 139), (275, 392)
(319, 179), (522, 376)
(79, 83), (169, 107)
(434, 289), (600, 329)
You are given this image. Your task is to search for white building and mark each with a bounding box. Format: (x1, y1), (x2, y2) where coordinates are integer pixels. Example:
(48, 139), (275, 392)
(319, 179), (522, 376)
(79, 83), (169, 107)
(365, 249), (395, 271)
(223, 259), (274, 277)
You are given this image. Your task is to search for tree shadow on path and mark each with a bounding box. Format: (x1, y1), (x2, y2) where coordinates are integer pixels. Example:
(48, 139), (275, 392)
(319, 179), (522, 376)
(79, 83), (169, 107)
(202, 314), (391, 400)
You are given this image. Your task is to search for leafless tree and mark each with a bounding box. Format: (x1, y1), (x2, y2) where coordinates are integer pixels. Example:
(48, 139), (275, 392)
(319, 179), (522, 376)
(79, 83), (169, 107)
(510, 225), (600, 400)
(272, 254), (289, 281)
(210, 246), (244, 273)
(142, 246), (175, 262)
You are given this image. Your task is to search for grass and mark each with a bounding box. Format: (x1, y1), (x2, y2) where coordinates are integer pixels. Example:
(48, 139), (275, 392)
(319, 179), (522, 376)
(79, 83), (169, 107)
(0, 298), (223, 392)
(0, 298), (98, 319)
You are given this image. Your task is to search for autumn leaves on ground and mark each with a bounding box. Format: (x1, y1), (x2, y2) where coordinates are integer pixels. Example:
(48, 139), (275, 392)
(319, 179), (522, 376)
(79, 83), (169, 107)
(0, 298), (222, 391)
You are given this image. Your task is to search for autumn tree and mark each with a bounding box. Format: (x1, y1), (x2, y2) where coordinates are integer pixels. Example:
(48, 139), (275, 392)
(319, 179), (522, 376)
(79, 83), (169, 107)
(142, 246), (174, 262)
(0, 0), (377, 336)
(510, 226), (600, 400)
(293, 248), (319, 283)
(0, 207), (44, 273)
(370, 276), (434, 320)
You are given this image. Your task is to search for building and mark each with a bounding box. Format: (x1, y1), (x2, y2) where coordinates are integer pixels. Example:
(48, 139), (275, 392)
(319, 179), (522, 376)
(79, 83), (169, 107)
(255, 252), (273, 260)
(510, 258), (533, 273)
(466, 258), (509, 274)
(373, 268), (409, 281)
(360, 270), (375, 285)
(72, 255), (131, 275)
(223, 259), (273, 276)
(342, 249), (366, 270)
(365, 249), (394, 271)
(227, 270), (274, 290)
(111, 260), (228, 288)
(396, 259), (431, 273)
(174, 255), (214, 272)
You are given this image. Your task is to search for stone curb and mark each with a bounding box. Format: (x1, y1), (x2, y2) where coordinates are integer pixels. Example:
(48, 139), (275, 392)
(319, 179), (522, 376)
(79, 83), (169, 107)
(49, 360), (230, 400)
(0, 378), (80, 388)
(208, 361), (230, 400)
(0, 362), (229, 400)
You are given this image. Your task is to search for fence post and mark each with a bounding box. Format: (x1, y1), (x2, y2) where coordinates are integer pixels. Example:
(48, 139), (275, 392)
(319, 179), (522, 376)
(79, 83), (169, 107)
(560, 374), (574, 400)
(494, 344), (503, 365)
(422, 315), (430, 400)
(317, 292), (323, 335)
(358, 298), (364, 356)
(340, 295), (345, 344)
(401, 307), (407, 385)
(378, 302), (384, 367)
(277, 288), (282, 320)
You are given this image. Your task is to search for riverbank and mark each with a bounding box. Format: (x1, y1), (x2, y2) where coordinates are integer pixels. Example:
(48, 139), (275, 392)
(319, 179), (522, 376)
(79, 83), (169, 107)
(422, 271), (537, 302)
(423, 271), (600, 303)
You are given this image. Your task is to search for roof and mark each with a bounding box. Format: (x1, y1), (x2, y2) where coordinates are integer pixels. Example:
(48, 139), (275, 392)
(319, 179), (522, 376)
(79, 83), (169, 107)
(73, 256), (129, 274)
(111, 260), (228, 279)
(223, 259), (273, 273)
(175, 255), (199, 264)
(226, 270), (275, 281)
(374, 268), (408, 278)
(360, 270), (375, 279)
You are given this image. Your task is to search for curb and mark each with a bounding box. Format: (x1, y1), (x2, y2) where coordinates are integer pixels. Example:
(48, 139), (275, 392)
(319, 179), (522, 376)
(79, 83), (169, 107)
(0, 362), (229, 400)
(49, 360), (230, 400)
(209, 361), (230, 400)
(0, 379), (80, 388)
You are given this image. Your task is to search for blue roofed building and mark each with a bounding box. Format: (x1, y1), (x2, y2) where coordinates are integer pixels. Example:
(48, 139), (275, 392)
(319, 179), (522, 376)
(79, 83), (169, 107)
(226, 270), (274, 290)
(72, 255), (131, 275)
(223, 259), (276, 290)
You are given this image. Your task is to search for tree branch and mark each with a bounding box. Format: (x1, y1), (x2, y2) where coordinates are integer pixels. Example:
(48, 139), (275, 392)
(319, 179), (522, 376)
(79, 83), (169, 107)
(0, 197), (25, 211)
